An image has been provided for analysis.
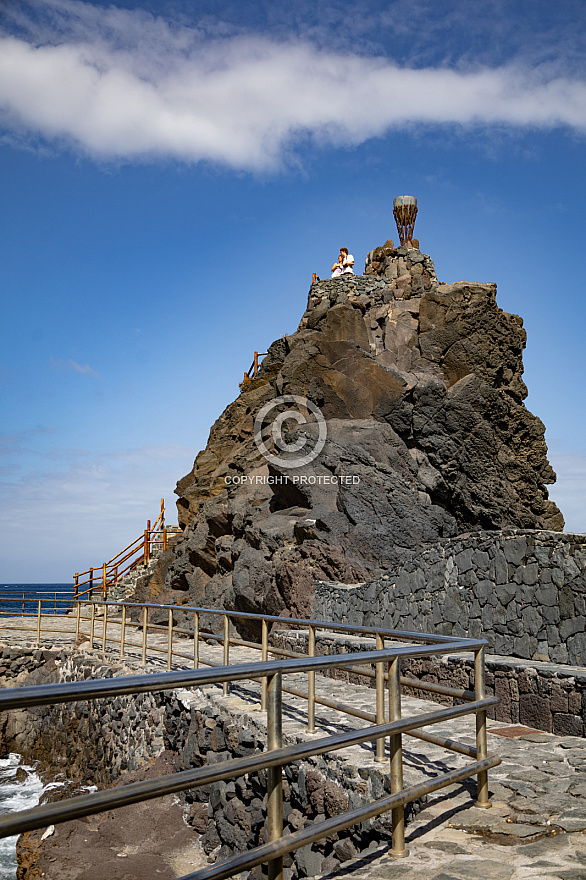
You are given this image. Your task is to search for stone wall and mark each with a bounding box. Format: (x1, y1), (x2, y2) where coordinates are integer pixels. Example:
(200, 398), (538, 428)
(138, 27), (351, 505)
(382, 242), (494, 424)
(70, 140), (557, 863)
(314, 529), (586, 665)
(164, 690), (404, 878)
(0, 647), (166, 784)
(363, 241), (439, 297)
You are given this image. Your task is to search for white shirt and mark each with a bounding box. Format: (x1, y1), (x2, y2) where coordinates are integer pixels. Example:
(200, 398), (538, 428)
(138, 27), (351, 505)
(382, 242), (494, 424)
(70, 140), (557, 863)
(342, 254), (354, 274)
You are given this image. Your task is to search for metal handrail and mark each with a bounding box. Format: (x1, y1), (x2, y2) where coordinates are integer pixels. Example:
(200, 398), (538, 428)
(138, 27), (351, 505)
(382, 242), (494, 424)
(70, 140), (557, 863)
(0, 600), (498, 879)
(0, 697), (498, 837)
(0, 642), (486, 710)
(88, 599), (463, 644)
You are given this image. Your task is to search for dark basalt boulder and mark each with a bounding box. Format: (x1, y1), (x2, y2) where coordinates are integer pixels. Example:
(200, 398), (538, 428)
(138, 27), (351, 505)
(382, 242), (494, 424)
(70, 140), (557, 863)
(142, 246), (563, 627)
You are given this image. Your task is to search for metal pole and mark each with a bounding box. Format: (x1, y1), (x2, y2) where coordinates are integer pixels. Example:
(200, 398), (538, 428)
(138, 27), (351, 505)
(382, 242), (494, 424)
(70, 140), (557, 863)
(90, 603), (95, 650)
(102, 563), (107, 598)
(267, 670), (283, 880)
(375, 632), (386, 762)
(261, 619), (268, 710)
(102, 603), (108, 659)
(223, 614), (230, 696)
(307, 624), (316, 733)
(141, 606), (148, 665)
(120, 605), (126, 658)
(194, 611), (199, 669)
(474, 646), (491, 808)
(36, 601), (42, 646)
(167, 608), (173, 671)
(388, 657), (409, 857)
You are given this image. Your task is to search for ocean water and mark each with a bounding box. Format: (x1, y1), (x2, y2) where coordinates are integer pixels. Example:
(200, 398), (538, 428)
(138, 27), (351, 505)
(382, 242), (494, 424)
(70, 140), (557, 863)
(0, 755), (45, 880)
(0, 584), (74, 616)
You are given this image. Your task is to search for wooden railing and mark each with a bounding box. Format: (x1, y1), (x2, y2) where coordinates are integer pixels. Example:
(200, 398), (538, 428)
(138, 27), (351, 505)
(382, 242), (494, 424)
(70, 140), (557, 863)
(73, 499), (181, 601)
(239, 350), (268, 390)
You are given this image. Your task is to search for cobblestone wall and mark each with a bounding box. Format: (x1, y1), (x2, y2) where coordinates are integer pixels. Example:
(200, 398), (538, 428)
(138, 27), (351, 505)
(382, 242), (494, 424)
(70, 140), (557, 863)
(314, 530), (586, 665)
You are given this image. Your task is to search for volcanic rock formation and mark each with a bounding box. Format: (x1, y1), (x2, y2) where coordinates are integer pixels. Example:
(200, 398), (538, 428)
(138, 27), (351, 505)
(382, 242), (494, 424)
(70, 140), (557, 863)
(141, 244), (563, 627)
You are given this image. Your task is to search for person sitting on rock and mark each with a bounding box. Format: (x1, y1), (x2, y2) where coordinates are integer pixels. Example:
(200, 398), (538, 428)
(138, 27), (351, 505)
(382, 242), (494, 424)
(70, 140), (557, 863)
(331, 253), (345, 277)
(340, 247), (354, 274)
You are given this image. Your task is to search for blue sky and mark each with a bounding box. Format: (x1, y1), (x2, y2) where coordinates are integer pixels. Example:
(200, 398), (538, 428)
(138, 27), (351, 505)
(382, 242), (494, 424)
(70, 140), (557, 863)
(0, 0), (585, 582)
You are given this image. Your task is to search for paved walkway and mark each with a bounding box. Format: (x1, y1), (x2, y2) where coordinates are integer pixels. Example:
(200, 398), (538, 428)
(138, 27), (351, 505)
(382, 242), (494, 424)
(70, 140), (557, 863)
(2, 614), (586, 878)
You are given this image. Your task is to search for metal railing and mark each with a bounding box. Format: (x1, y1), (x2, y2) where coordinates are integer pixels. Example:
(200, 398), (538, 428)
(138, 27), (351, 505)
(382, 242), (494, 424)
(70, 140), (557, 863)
(0, 602), (500, 879)
(239, 350), (268, 390)
(0, 608), (500, 880)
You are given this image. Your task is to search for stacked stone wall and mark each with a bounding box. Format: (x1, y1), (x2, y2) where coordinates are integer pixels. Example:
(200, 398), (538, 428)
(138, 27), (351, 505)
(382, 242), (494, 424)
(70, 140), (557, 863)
(314, 530), (586, 665)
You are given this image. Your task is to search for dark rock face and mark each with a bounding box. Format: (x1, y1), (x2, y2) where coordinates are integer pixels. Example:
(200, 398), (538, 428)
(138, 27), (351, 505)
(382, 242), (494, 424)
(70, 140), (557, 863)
(149, 247), (562, 625)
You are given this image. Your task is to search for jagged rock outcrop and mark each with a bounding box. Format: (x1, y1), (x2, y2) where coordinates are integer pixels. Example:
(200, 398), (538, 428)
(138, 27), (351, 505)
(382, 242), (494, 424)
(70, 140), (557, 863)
(144, 245), (563, 629)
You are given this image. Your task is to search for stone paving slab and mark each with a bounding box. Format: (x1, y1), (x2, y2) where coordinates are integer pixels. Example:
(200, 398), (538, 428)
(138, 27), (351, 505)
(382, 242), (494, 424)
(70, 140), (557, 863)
(4, 616), (586, 878)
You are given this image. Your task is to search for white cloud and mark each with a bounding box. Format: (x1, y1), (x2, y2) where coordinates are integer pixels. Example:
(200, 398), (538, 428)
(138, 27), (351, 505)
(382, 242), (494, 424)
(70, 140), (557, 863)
(0, 1), (585, 171)
(50, 357), (101, 378)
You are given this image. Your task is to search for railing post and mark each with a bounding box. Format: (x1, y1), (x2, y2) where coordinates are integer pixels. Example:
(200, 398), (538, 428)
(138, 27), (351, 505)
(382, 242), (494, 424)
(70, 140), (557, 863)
(102, 562), (107, 598)
(21, 593), (25, 616)
(141, 606), (148, 665)
(90, 602), (95, 650)
(375, 633), (386, 762)
(223, 614), (230, 696)
(161, 498), (165, 529)
(261, 619), (268, 710)
(74, 573), (79, 601)
(145, 521), (151, 564)
(388, 656), (409, 858)
(194, 611), (199, 669)
(120, 604), (126, 658)
(102, 603), (108, 659)
(36, 600), (42, 646)
(267, 670), (284, 880)
(474, 646), (491, 808)
(163, 528), (167, 551)
(307, 624), (316, 733)
(89, 568), (93, 596)
(54, 592), (57, 614)
(75, 602), (81, 641)
(167, 608), (173, 671)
